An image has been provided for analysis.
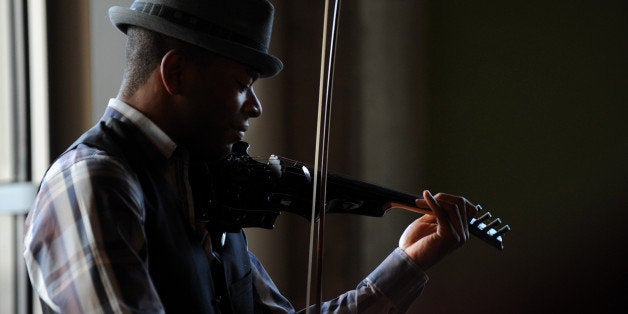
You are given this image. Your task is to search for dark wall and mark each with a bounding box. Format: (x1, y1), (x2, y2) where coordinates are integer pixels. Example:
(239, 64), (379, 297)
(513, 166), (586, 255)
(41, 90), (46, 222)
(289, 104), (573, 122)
(254, 1), (628, 313)
(414, 1), (628, 312)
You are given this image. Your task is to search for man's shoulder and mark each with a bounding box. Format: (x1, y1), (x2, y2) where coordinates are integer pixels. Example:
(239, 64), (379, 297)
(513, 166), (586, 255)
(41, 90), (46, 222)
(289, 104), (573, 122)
(43, 143), (133, 186)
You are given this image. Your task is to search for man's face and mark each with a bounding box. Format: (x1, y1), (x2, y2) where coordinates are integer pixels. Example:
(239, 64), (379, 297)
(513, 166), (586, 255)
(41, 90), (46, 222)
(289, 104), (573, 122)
(182, 53), (261, 159)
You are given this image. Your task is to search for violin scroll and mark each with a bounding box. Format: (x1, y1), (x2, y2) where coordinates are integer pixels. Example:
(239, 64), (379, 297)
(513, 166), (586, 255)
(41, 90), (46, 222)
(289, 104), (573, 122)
(469, 207), (511, 250)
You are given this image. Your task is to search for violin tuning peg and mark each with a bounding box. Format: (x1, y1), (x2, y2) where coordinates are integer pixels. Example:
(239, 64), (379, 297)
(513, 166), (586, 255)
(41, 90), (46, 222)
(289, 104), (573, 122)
(493, 225), (511, 238)
(471, 212), (492, 226)
(484, 218), (501, 231)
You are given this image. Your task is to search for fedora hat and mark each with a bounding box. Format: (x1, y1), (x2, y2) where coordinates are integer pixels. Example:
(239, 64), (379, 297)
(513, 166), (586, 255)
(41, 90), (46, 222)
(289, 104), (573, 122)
(109, 0), (283, 77)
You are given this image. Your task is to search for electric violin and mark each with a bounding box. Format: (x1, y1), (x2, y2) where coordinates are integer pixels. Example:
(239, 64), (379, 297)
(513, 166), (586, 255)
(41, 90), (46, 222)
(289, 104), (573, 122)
(191, 141), (510, 251)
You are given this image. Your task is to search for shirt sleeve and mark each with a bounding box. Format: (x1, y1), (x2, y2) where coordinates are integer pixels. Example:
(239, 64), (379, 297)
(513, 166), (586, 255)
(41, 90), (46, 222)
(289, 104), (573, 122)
(23, 147), (164, 313)
(250, 248), (428, 313)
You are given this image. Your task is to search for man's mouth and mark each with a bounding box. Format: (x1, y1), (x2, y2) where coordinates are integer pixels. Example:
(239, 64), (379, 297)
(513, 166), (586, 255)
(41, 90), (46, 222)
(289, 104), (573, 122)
(233, 123), (249, 139)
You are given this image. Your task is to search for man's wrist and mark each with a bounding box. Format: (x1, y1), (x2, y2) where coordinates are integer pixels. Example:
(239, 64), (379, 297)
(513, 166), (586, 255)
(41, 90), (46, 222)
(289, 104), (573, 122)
(366, 248), (429, 312)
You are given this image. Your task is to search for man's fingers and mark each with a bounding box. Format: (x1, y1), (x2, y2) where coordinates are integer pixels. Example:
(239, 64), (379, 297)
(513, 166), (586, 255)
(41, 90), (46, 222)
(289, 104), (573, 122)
(417, 212), (437, 224)
(435, 195), (467, 241)
(434, 193), (471, 239)
(434, 193), (478, 221)
(434, 193), (478, 240)
(422, 190), (454, 234)
(426, 191), (467, 244)
(417, 190), (483, 244)
(439, 199), (466, 242)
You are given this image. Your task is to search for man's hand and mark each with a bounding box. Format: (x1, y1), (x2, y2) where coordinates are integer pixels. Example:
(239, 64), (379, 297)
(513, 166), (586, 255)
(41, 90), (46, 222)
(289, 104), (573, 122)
(398, 190), (479, 270)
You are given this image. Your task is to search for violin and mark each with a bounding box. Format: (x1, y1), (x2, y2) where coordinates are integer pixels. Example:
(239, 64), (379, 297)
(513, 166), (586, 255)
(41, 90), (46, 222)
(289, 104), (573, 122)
(191, 141), (510, 250)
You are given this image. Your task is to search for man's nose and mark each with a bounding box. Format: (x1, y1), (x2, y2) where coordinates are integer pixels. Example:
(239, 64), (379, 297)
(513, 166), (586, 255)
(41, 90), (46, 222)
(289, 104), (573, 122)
(244, 88), (262, 118)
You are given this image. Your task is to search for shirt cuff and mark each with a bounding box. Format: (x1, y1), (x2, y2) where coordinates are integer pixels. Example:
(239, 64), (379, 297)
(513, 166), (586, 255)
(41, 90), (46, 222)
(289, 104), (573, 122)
(366, 248), (429, 312)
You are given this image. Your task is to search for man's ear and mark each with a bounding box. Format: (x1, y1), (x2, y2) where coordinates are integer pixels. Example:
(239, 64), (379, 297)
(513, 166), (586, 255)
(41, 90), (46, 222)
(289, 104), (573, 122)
(160, 49), (187, 95)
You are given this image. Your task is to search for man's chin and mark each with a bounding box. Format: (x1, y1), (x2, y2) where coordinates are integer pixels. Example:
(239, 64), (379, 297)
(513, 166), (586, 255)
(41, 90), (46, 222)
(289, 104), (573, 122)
(189, 143), (232, 161)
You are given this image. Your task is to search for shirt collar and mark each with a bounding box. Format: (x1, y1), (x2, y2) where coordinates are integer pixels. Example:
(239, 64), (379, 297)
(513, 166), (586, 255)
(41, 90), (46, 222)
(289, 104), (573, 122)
(105, 98), (178, 158)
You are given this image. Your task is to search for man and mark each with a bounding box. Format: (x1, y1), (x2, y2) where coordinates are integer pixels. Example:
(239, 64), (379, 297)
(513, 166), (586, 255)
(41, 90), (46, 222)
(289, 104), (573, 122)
(24, 0), (478, 313)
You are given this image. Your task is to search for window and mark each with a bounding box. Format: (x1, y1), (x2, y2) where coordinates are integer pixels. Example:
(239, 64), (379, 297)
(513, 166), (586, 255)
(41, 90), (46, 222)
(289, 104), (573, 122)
(0, 0), (49, 313)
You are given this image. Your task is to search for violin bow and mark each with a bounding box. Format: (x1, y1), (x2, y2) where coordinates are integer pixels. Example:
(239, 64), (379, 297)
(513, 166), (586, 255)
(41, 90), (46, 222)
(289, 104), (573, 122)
(305, 0), (342, 312)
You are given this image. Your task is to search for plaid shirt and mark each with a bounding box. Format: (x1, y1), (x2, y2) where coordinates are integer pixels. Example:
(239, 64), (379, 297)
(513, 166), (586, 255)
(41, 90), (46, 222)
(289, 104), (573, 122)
(23, 98), (428, 313)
